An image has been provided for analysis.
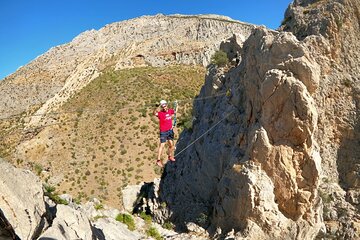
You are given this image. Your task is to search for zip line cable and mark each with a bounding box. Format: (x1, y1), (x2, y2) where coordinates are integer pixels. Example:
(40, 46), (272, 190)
(174, 110), (234, 158)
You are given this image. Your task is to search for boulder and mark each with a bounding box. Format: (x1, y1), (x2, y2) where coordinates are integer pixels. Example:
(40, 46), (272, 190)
(38, 204), (94, 240)
(0, 159), (46, 240)
(92, 217), (142, 240)
(122, 184), (142, 213)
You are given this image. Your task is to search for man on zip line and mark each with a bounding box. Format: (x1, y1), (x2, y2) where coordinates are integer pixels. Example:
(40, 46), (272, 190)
(153, 99), (178, 167)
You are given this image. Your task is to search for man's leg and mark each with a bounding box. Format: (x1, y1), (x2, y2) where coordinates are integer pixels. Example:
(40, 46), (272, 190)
(167, 140), (175, 161)
(157, 142), (166, 161)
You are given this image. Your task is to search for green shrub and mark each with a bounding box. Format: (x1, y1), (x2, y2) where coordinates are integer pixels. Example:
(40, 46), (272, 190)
(178, 113), (193, 131)
(154, 165), (163, 175)
(120, 149), (127, 155)
(146, 226), (163, 240)
(34, 163), (43, 176)
(43, 184), (68, 205)
(211, 50), (229, 67)
(140, 211), (152, 225)
(44, 184), (56, 194)
(50, 194), (69, 205)
(115, 213), (136, 231)
(94, 203), (104, 210)
(319, 190), (334, 204)
(74, 197), (81, 205)
(162, 221), (174, 230)
(196, 212), (208, 225)
(93, 215), (106, 221)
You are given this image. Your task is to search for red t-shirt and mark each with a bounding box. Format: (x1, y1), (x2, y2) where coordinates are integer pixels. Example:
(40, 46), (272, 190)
(157, 109), (174, 132)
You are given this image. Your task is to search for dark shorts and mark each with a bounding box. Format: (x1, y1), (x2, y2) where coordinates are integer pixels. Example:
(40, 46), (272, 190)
(160, 129), (174, 143)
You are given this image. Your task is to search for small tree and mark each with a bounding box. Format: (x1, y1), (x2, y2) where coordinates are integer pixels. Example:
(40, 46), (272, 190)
(211, 50), (228, 67)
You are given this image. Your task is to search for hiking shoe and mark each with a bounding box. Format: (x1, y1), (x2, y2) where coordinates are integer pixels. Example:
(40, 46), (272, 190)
(156, 160), (164, 167)
(168, 156), (176, 162)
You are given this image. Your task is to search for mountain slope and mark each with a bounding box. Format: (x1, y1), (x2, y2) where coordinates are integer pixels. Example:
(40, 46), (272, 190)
(0, 14), (254, 122)
(0, 14), (255, 208)
(5, 65), (205, 207)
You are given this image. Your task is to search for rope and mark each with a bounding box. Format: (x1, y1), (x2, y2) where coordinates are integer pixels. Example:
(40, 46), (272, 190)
(174, 110), (234, 158)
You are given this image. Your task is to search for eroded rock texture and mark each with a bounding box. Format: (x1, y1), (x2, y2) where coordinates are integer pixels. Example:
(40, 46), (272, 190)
(0, 159), (46, 240)
(161, 27), (323, 239)
(161, 0), (360, 239)
(282, 0), (360, 238)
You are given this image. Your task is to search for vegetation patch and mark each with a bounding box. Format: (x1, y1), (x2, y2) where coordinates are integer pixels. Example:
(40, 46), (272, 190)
(115, 213), (136, 231)
(211, 50), (229, 67)
(139, 211), (152, 225)
(43, 184), (68, 205)
(146, 226), (163, 240)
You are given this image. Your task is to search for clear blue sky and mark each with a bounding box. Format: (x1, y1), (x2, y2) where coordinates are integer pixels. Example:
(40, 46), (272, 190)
(0, 0), (292, 80)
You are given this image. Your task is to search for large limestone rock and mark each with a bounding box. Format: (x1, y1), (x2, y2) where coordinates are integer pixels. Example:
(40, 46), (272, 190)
(159, 1), (360, 238)
(0, 158), (208, 240)
(161, 27), (323, 239)
(92, 217), (142, 240)
(38, 204), (94, 240)
(281, 0), (360, 238)
(0, 159), (46, 240)
(122, 184), (143, 213)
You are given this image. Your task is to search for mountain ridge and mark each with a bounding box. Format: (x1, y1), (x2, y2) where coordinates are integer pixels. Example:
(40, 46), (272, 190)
(0, 14), (255, 126)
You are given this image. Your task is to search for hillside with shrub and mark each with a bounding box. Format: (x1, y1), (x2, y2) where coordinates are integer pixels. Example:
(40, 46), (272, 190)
(1, 65), (205, 207)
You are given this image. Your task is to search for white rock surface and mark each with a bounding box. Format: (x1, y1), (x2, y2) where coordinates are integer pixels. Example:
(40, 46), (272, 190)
(38, 204), (93, 240)
(0, 159), (46, 240)
(92, 217), (142, 240)
(122, 184), (143, 213)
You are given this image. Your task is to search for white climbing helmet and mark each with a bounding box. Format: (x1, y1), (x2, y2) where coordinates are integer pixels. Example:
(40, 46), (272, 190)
(160, 100), (167, 107)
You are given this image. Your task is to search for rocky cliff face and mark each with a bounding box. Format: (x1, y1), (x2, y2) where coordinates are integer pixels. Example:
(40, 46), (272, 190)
(281, 0), (360, 238)
(161, 27), (323, 240)
(160, 0), (360, 239)
(0, 14), (254, 127)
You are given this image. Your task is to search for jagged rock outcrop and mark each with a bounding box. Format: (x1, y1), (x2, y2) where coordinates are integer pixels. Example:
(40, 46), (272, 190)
(0, 158), (131, 240)
(161, 26), (323, 239)
(38, 204), (94, 240)
(0, 159), (46, 240)
(160, 0), (360, 239)
(0, 14), (255, 128)
(281, 0), (360, 238)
